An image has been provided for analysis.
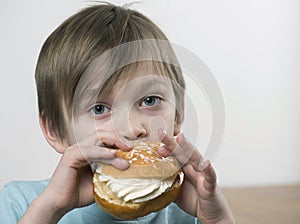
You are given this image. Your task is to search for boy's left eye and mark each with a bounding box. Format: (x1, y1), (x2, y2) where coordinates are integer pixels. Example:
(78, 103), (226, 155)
(90, 104), (110, 115)
(140, 96), (162, 107)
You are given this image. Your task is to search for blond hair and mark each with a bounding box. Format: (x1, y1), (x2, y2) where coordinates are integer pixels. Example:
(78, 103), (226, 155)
(35, 3), (185, 141)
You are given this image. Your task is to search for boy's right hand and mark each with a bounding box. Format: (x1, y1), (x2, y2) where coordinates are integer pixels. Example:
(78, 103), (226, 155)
(18, 130), (132, 224)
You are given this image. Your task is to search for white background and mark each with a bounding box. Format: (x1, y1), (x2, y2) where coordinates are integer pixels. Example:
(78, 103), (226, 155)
(0, 0), (299, 189)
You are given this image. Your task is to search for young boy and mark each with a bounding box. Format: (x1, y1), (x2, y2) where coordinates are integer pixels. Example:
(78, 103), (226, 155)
(0, 3), (235, 223)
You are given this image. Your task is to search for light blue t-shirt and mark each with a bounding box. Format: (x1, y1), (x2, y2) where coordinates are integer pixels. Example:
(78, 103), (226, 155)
(0, 180), (200, 223)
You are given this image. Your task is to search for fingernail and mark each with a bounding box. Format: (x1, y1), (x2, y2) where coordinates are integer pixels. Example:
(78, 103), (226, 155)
(176, 133), (184, 142)
(157, 146), (164, 153)
(199, 160), (210, 171)
(180, 133), (185, 139)
(124, 140), (133, 148)
(118, 158), (130, 169)
(157, 146), (170, 157)
(157, 146), (163, 150)
(158, 129), (167, 139)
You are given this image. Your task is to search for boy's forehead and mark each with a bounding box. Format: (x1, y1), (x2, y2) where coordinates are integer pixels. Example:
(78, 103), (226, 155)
(73, 58), (177, 113)
(98, 71), (173, 99)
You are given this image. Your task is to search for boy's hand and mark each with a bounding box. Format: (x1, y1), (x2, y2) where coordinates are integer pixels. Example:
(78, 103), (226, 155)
(157, 130), (235, 224)
(19, 130), (132, 223)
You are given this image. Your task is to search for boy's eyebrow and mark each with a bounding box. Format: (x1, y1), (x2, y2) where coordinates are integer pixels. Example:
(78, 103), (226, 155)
(75, 89), (108, 111)
(78, 75), (173, 108)
(82, 89), (112, 103)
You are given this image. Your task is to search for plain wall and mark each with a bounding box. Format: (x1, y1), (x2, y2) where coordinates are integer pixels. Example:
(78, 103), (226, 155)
(0, 0), (299, 189)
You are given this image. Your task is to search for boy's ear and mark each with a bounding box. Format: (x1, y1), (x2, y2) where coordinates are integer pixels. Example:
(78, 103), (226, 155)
(173, 122), (181, 136)
(174, 102), (184, 136)
(174, 112), (182, 136)
(39, 116), (68, 154)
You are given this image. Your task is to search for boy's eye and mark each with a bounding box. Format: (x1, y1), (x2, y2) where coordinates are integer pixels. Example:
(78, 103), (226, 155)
(141, 96), (162, 107)
(90, 104), (110, 115)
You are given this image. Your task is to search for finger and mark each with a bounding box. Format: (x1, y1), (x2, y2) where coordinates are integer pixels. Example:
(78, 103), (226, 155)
(157, 128), (178, 157)
(156, 146), (172, 157)
(106, 157), (130, 170)
(202, 161), (217, 191)
(76, 146), (130, 170)
(67, 145), (115, 166)
(75, 129), (132, 150)
(94, 157), (130, 170)
(94, 130), (133, 150)
(158, 129), (184, 157)
(160, 132), (196, 166)
(113, 135), (133, 151)
(182, 164), (198, 187)
(158, 129), (177, 150)
(81, 146), (117, 163)
(183, 162), (217, 193)
(176, 133), (204, 171)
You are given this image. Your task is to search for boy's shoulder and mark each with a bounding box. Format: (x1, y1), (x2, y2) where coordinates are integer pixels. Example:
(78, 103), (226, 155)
(0, 180), (199, 224)
(1, 179), (49, 199)
(0, 179), (49, 223)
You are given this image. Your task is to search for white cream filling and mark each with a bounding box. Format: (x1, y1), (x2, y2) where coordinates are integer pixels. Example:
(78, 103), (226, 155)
(97, 172), (177, 203)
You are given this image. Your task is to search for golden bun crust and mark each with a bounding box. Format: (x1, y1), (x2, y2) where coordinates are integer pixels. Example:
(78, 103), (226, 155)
(93, 141), (183, 220)
(101, 141), (181, 178)
(93, 172), (182, 220)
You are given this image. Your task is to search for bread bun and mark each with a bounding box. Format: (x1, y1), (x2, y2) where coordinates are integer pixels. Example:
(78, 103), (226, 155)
(93, 141), (183, 220)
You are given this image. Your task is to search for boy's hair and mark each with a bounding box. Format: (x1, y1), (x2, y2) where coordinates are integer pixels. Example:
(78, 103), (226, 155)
(35, 3), (185, 142)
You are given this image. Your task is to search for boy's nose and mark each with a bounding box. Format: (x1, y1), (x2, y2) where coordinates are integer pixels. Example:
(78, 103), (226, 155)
(112, 108), (148, 140)
(123, 123), (147, 141)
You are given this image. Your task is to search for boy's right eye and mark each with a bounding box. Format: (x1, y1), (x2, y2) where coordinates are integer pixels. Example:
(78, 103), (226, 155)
(89, 104), (110, 115)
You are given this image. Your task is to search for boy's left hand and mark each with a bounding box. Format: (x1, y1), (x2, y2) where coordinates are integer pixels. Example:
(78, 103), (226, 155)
(157, 130), (235, 224)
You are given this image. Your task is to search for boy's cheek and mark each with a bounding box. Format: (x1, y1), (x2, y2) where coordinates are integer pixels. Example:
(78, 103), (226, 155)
(67, 108), (176, 145)
(66, 118), (111, 145)
(146, 107), (176, 138)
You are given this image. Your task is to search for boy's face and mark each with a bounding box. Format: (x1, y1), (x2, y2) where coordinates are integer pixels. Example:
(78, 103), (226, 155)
(67, 70), (178, 147)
